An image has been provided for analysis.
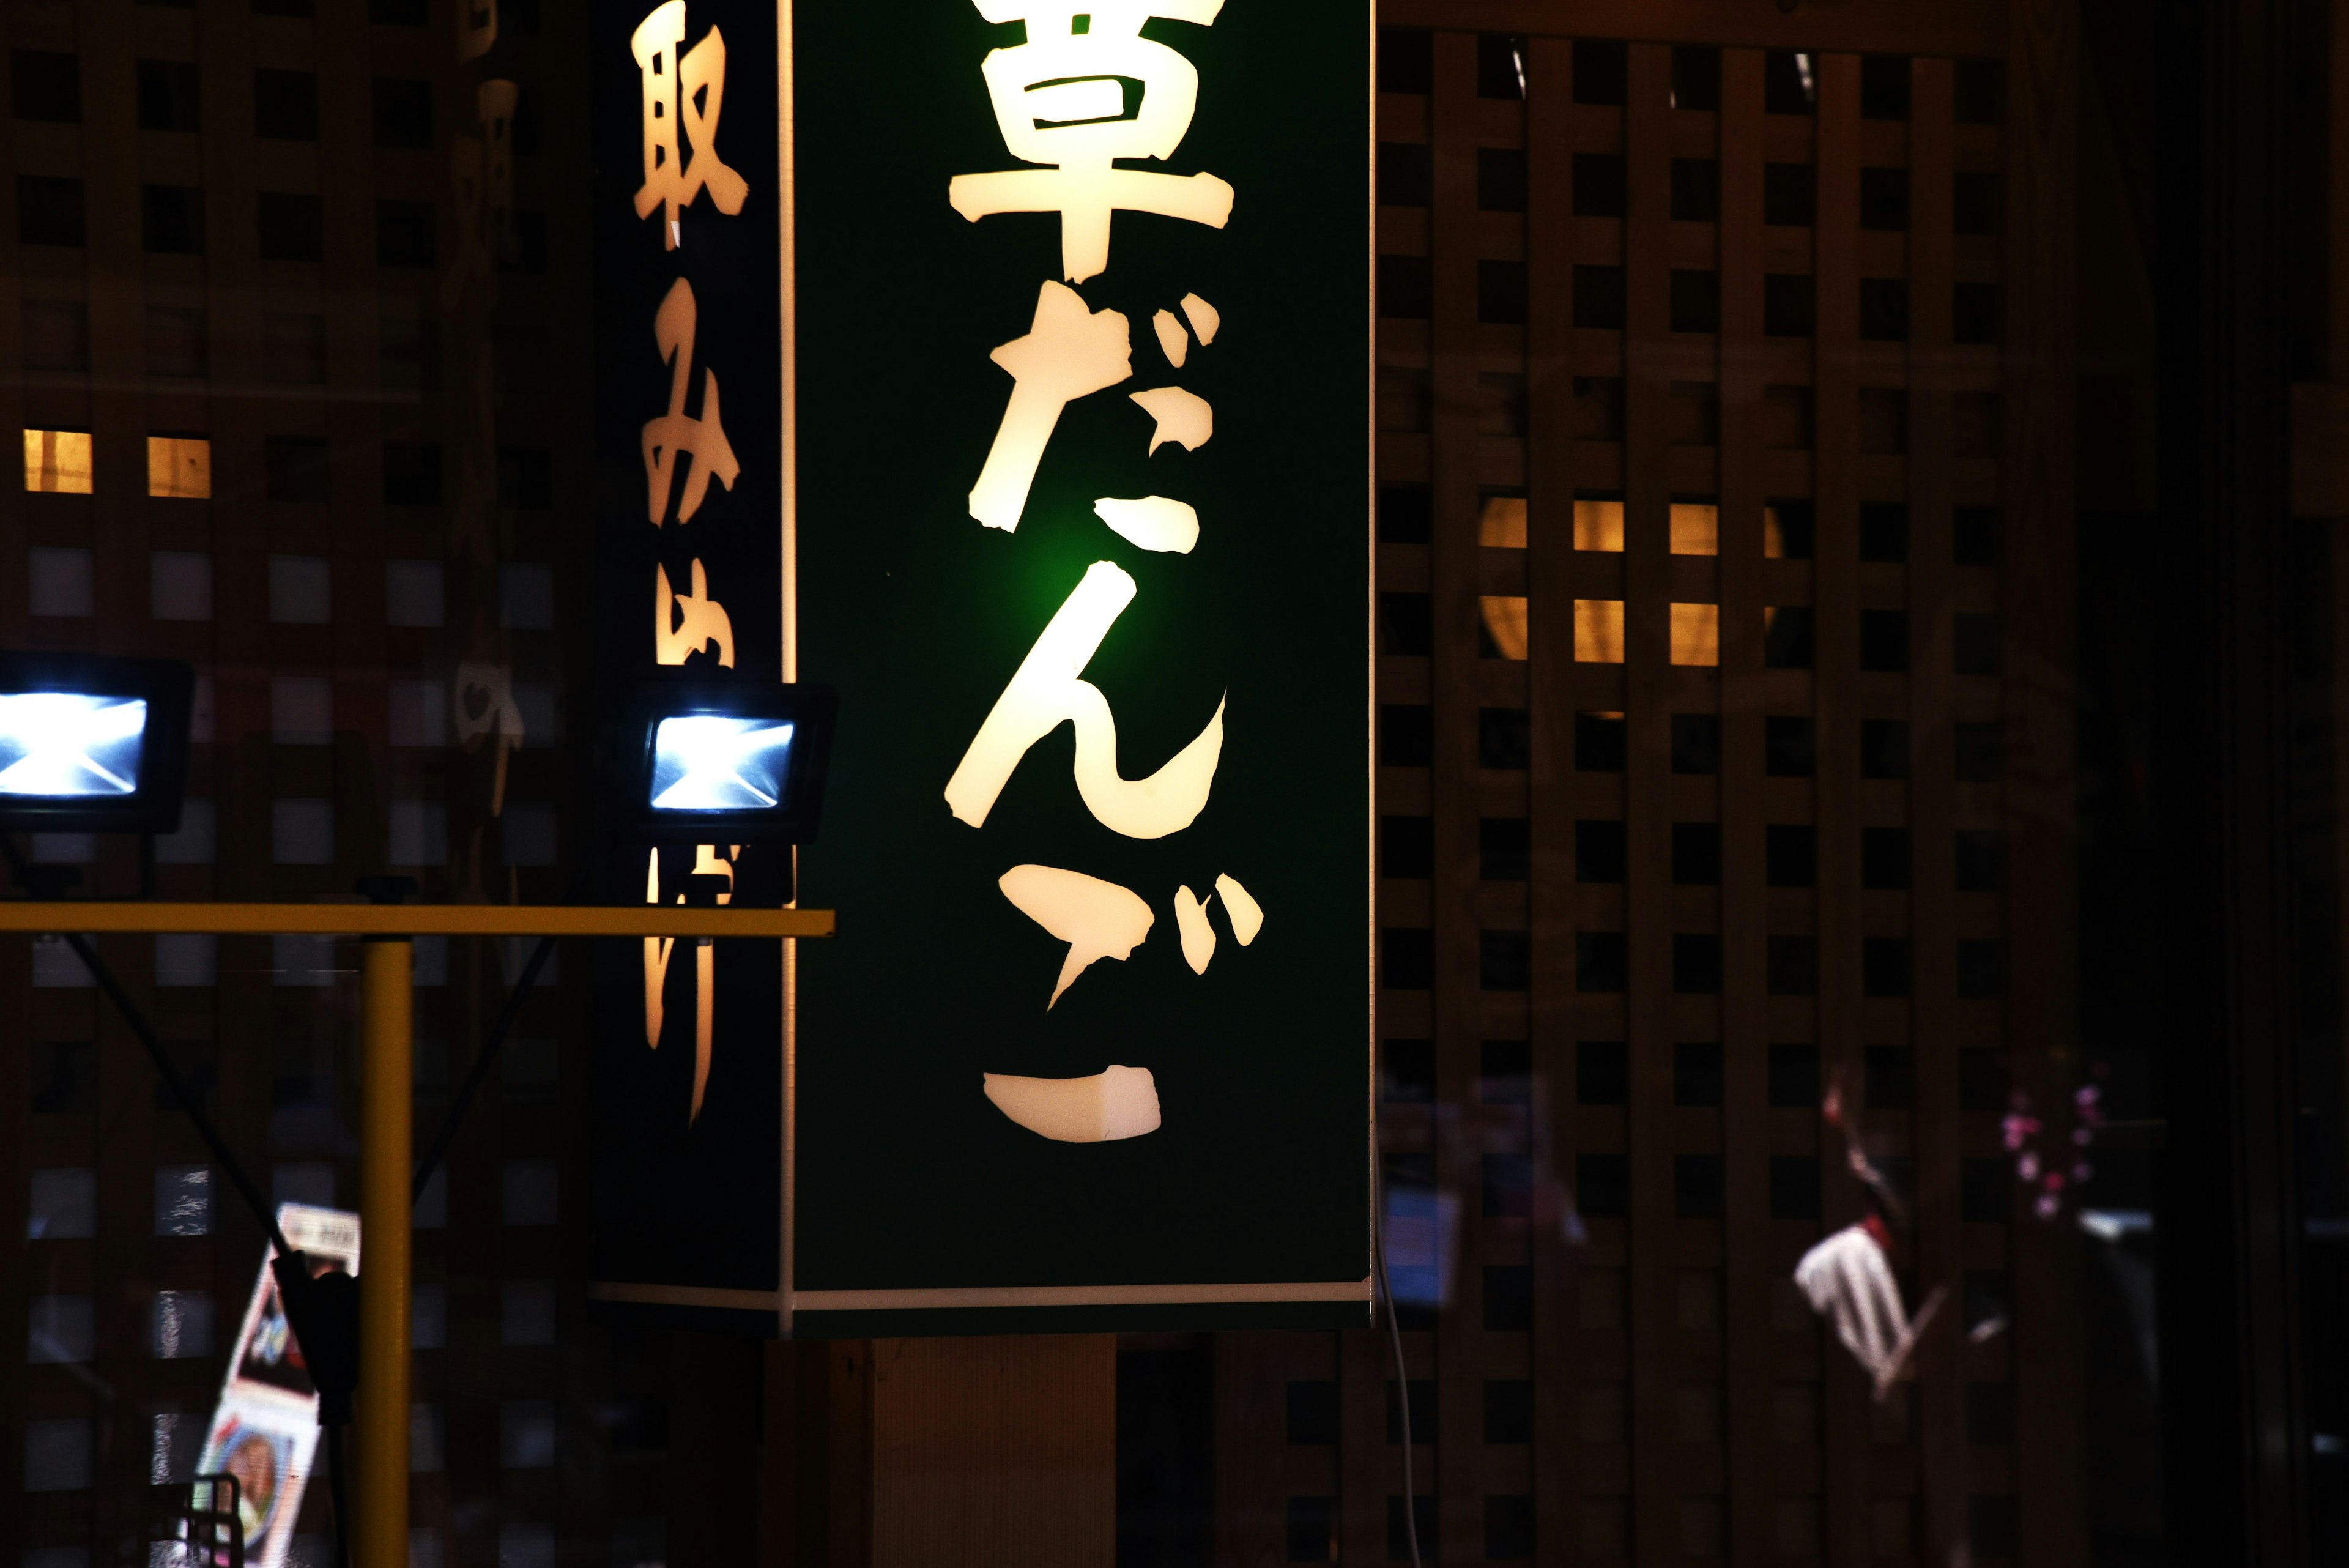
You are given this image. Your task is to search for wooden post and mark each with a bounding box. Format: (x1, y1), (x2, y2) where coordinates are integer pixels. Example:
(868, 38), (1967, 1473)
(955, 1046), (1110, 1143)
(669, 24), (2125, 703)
(858, 1335), (1116, 1568)
(355, 935), (413, 1568)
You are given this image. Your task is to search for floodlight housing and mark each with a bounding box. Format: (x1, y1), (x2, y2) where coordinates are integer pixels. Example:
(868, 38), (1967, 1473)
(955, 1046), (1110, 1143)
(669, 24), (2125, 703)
(607, 678), (838, 844)
(0, 652), (193, 834)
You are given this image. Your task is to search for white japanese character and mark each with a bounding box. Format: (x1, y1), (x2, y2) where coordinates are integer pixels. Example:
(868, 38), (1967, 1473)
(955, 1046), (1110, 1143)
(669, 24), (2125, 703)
(949, 1), (1233, 283)
(642, 278), (741, 526)
(999, 864), (1154, 1008)
(655, 558), (735, 667)
(633, 0), (749, 248)
(1171, 872), (1264, 975)
(970, 281), (1132, 530)
(944, 560), (1224, 839)
(644, 844), (737, 1126)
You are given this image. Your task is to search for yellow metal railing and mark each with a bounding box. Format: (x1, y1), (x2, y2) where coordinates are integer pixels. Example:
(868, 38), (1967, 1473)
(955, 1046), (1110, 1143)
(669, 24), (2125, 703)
(0, 901), (834, 937)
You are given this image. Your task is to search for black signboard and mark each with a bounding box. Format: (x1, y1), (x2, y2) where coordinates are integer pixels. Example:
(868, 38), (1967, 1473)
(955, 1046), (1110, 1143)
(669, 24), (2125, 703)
(589, 0), (791, 1320)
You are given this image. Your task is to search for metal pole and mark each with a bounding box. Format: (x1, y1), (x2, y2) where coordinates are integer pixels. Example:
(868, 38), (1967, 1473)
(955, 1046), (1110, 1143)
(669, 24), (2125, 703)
(357, 935), (412, 1568)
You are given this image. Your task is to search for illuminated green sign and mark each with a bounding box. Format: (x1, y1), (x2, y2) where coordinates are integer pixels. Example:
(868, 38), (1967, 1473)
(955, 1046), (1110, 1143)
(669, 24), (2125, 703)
(791, 0), (1375, 1333)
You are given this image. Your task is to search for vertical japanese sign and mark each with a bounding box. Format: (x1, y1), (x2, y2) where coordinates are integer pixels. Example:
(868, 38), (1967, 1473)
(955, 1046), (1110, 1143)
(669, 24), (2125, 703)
(793, 2), (1373, 1332)
(590, 0), (789, 1313)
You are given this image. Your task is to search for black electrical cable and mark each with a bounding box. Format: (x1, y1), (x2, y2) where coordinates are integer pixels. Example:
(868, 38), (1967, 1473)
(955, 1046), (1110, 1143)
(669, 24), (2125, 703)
(1369, 1153), (1425, 1568)
(63, 932), (294, 1254)
(2, 837), (345, 1565)
(410, 932), (556, 1203)
(322, 1423), (353, 1568)
(1, 839), (292, 1256)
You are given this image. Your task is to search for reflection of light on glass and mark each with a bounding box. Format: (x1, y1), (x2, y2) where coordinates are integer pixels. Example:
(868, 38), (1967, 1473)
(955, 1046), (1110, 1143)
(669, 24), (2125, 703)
(157, 1164), (212, 1236)
(150, 1412), (188, 1484)
(153, 1290), (213, 1359)
(1795, 53), (1816, 103)
(1764, 503), (1789, 558)
(1382, 1183), (1458, 1309)
(0, 694), (147, 797)
(650, 717), (794, 811)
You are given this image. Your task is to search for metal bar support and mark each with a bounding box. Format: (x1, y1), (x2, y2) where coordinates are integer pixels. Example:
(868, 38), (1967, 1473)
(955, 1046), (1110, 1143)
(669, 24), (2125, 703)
(0, 902), (834, 937)
(357, 935), (412, 1568)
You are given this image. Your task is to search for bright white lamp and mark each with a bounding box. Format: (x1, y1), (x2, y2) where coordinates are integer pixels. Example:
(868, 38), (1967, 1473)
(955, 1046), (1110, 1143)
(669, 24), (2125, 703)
(0, 654), (192, 834)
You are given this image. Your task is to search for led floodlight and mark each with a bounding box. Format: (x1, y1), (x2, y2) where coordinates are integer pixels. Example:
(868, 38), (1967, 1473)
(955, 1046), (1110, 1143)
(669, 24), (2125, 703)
(608, 678), (837, 844)
(0, 653), (193, 833)
(650, 715), (796, 811)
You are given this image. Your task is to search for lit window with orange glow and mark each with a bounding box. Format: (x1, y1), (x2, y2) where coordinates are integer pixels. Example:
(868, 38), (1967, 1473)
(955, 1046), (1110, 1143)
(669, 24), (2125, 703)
(147, 436), (210, 500)
(1669, 503), (1718, 555)
(1480, 596), (1528, 660)
(1479, 495), (1526, 549)
(23, 430), (92, 494)
(1562, 500), (1721, 553)
(1576, 600), (1624, 664)
(949, 1), (1234, 284)
(1672, 604), (1721, 666)
(1575, 499), (1623, 551)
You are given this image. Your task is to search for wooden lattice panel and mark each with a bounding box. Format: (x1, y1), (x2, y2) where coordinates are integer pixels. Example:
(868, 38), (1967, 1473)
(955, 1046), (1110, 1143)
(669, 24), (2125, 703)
(1221, 11), (2076, 1567)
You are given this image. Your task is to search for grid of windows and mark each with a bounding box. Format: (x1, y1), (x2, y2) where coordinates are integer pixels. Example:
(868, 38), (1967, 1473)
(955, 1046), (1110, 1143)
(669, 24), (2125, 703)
(0, 5), (637, 1564)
